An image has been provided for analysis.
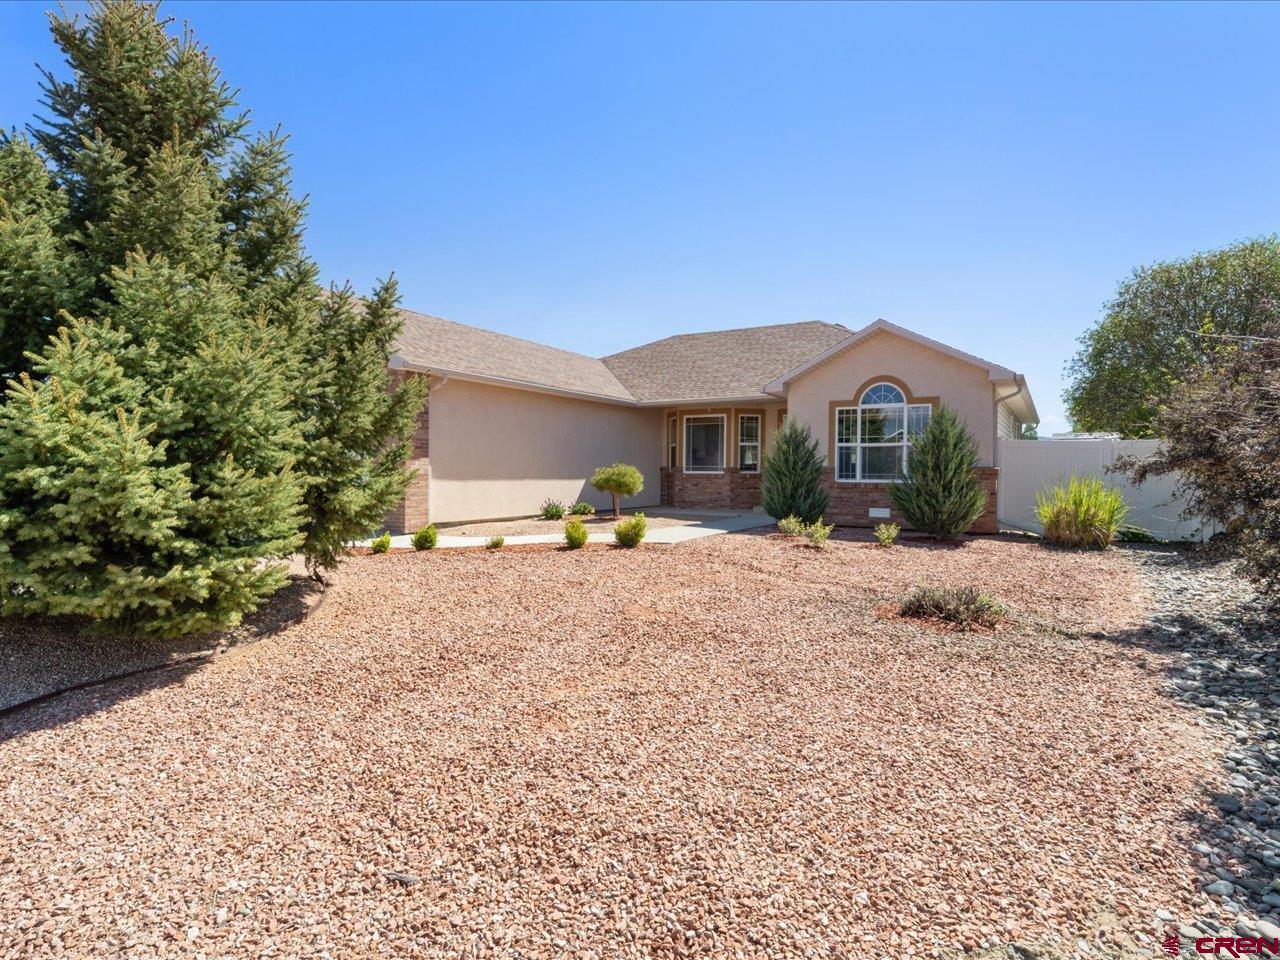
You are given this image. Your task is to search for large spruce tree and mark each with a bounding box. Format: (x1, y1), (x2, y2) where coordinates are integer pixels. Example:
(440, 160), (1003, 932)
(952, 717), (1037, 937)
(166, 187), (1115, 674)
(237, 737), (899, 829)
(0, 1), (424, 634)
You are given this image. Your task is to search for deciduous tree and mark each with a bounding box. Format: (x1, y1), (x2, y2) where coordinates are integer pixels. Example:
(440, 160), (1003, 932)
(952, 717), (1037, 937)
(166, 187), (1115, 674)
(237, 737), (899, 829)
(1065, 238), (1280, 437)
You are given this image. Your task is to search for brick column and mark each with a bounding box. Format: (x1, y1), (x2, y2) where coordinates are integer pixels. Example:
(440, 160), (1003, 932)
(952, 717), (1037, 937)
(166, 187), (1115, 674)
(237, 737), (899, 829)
(381, 372), (429, 535)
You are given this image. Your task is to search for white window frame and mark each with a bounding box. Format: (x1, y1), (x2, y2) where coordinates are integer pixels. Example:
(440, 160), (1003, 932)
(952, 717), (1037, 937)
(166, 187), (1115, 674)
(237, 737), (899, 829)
(683, 414), (726, 474)
(667, 416), (677, 469)
(834, 383), (932, 483)
(737, 414), (761, 474)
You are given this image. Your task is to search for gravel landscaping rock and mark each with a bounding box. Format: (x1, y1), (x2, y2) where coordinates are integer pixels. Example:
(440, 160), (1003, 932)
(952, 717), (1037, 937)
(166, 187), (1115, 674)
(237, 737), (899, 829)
(1116, 544), (1279, 943)
(0, 575), (323, 712)
(0, 533), (1216, 957)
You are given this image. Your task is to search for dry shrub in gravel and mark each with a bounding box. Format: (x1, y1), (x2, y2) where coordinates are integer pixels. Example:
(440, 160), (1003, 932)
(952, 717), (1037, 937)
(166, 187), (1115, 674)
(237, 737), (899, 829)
(900, 584), (1006, 629)
(486, 535), (504, 549)
(368, 533), (391, 554)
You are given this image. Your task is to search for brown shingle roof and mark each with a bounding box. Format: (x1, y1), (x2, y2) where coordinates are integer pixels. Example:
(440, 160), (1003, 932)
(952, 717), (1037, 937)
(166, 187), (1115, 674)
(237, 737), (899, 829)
(600, 321), (853, 403)
(393, 308), (635, 402)
(393, 312), (858, 405)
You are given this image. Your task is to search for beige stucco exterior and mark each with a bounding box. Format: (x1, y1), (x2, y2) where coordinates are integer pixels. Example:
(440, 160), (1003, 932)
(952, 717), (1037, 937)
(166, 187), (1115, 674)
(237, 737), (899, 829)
(427, 377), (663, 523)
(381, 319), (1032, 532)
(785, 328), (1001, 467)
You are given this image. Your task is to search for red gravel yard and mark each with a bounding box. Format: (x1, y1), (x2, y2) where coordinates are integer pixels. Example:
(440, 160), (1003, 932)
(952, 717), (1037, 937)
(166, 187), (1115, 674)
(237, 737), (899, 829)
(0, 531), (1213, 958)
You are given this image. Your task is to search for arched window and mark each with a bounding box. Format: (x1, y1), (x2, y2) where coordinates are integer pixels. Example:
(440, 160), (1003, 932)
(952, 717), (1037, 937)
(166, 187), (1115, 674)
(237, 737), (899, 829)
(834, 382), (933, 481)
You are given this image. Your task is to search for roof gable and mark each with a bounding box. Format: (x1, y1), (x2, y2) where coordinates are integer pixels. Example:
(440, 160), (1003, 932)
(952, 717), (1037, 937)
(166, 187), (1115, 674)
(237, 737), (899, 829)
(763, 319), (1016, 393)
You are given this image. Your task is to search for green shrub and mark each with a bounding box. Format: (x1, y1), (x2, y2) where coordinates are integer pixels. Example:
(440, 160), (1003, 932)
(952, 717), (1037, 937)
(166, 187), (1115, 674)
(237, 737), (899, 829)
(1035, 475), (1127, 549)
(370, 533), (392, 554)
(591, 464), (645, 518)
(564, 518), (589, 549)
(777, 515), (806, 536)
(1117, 525), (1159, 544)
(411, 525), (437, 550)
(540, 499), (566, 520)
(874, 522), (900, 547)
(890, 405), (987, 539)
(803, 518), (833, 548)
(614, 513), (647, 548)
(761, 419), (829, 524)
(900, 585), (1005, 629)
(569, 501), (595, 516)
(486, 535), (505, 550)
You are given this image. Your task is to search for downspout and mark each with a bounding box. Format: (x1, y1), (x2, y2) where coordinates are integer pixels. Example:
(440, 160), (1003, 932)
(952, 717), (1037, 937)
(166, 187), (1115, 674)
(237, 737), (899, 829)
(993, 373), (1029, 466)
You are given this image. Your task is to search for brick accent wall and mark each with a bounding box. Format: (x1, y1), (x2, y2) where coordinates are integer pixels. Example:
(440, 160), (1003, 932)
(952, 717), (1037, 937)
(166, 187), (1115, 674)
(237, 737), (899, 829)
(821, 466), (999, 534)
(382, 373), (430, 535)
(660, 467), (674, 507)
(729, 469), (762, 510)
(671, 468), (762, 511)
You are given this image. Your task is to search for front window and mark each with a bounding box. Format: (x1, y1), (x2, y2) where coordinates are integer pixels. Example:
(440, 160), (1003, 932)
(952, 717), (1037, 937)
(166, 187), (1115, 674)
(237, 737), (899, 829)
(685, 415), (725, 473)
(835, 383), (932, 482)
(668, 416), (677, 469)
(738, 414), (761, 473)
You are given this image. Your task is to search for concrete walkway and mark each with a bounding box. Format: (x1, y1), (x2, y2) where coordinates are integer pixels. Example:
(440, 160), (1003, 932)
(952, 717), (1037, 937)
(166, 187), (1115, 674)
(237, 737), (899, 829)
(362, 508), (773, 550)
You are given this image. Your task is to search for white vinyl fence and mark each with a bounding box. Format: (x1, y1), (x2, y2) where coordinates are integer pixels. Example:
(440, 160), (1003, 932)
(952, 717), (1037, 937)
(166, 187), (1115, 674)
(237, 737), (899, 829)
(997, 438), (1213, 542)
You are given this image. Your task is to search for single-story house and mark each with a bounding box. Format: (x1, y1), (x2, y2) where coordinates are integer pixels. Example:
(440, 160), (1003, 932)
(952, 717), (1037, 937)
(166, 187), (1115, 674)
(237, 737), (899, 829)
(383, 311), (1038, 534)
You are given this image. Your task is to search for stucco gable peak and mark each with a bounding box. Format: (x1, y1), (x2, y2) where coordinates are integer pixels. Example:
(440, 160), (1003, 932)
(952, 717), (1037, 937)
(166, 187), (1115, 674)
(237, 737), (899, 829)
(763, 318), (1018, 395)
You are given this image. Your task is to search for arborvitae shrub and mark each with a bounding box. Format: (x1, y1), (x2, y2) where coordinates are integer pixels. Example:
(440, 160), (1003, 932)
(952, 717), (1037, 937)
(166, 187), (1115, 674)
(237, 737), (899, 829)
(890, 406), (986, 539)
(761, 420), (828, 524)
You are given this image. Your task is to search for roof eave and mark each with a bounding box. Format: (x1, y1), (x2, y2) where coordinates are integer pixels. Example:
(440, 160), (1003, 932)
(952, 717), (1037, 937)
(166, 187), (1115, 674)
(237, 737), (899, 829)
(633, 393), (782, 408)
(390, 355), (639, 407)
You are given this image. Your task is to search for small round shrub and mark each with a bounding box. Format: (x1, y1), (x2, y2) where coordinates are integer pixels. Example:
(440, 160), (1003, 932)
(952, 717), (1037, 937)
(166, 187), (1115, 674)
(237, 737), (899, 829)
(873, 522), (900, 547)
(564, 518), (588, 549)
(777, 515), (805, 536)
(486, 535), (505, 550)
(411, 525), (437, 550)
(569, 501), (595, 516)
(540, 499), (566, 520)
(613, 513), (647, 548)
(803, 518), (833, 548)
(1035, 475), (1127, 549)
(369, 532), (391, 554)
(900, 585), (1004, 630)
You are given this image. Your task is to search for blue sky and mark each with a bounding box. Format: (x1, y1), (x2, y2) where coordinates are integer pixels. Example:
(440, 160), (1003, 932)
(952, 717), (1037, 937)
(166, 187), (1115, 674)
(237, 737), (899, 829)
(3, 2), (1278, 433)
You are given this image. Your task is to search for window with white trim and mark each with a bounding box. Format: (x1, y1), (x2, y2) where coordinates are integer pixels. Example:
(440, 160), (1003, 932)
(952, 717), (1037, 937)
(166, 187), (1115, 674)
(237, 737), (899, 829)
(738, 414), (761, 473)
(834, 383), (932, 482)
(684, 415), (725, 473)
(668, 416), (677, 469)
